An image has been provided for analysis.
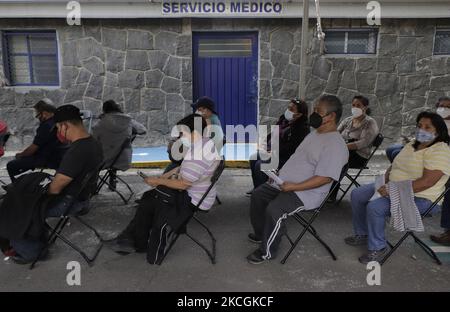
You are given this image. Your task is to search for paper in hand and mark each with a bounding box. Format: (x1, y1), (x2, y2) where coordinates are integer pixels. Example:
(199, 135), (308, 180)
(369, 175), (386, 201)
(263, 170), (284, 185)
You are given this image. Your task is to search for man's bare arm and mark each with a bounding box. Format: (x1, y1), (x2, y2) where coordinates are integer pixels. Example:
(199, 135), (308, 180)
(48, 173), (73, 195)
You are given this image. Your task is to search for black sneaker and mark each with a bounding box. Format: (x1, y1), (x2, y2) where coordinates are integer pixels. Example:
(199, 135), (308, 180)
(11, 250), (50, 265)
(246, 249), (266, 264)
(248, 233), (262, 244)
(245, 190), (253, 197)
(358, 247), (390, 264)
(104, 237), (135, 255)
(344, 235), (368, 246)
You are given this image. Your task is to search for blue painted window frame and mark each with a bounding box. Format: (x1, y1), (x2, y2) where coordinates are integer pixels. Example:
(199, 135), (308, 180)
(2, 30), (59, 86)
(324, 28), (379, 55)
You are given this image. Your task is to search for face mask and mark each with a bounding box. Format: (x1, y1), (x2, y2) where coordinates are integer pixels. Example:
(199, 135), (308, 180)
(415, 128), (436, 143)
(284, 109), (294, 121)
(351, 107), (363, 118)
(309, 112), (324, 129)
(437, 107), (450, 119)
(56, 127), (69, 144)
(195, 110), (204, 116)
(180, 137), (191, 148)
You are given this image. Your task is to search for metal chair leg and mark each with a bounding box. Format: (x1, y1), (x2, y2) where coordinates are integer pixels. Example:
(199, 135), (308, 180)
(411, 233), (442, 265)
(185, 232), (216, 264)
(380, 232), (411, 266)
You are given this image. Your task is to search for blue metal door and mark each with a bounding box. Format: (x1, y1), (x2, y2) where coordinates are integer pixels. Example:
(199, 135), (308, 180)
(193, 32), (258, 141)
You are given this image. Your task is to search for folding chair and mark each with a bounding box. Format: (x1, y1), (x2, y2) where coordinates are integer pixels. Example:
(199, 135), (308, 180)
(30, 168), (104, 269)
(379, 181), (450, 266)
(281, 164), (349, 264)
(336, 133), (384, 205)
(0, 132), (10, 186)
(159, 158), (226, 265)
(94, 137), (134, 204)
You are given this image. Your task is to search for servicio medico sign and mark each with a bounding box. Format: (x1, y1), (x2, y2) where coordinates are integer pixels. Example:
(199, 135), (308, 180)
(161, 1), (285, 16)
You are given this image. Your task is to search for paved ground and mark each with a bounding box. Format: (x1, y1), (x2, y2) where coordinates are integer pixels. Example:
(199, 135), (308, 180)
(1, 160), (450, 292)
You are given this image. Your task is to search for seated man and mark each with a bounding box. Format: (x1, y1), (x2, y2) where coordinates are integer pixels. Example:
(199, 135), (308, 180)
(247, 95), (349, 264)
(7, 99), (67, 182)
(6, 105), (103, 264)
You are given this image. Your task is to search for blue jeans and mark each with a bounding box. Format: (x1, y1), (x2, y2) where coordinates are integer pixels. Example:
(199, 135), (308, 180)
(351, 183), (438, 251)
(11, 198), (89, 261)
(385, 144), (404, 163)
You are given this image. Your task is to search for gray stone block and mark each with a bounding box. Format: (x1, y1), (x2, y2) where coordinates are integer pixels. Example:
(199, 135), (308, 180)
(154, 31), (179, 55)
(324, 70), (342, 94)
(148, 110), (169, 134)
(355, 72), (377, 94)
(64, 84), (87, 103)
(123, 88), (141, 113)
(270, 30), (294, 53)
(85, 75), (105, 100)
(62, 40), (81, 66)
(280, 80), (298, 99)
(163, 56), (181, 79)
(0, 88), (15, 106)
(398, 55), (416, 75)
(106, 49), (126, 73)
(127, 30), (153, 50)
(356, 58), (376, 72)
(166, 93), (184, 112)
(416, 35), (434, 60)
(431, 58), (448, 76)
(105, 72), (119, 87)
(181, 82), (193, 102)
(271, 79), (284, 98)
(102, 28), (127, 51)
(416, 57), (431, 74)
(125, 50), (150, 71)
(118, 70), (144, 89)
(45, 89), (67, 106)
(76, 68), (92, 85)
(268, 99), (288, 118)
(142, 88), (165, 110)
(375, 73), (398, 97)
(103, 86), (124, 103)
(84, 24), (102, 43)
(379, 34), (398, 57)
(377, 57), (396, 73)
(305, 77), (327, 101)
(331, 58), (355, 72)
(271, 51), (290, 78)
(290, 46), (301, 65)
(398, 37), (417, 54)
(181, 59), (192, 83)
(259, 80), (272, 98)
(405, 74), (430, 97)
(149, 50), (170, 71)
(145, 70), (164, 88)
(260, 60), (272, 80)
(61, 67), (80, 89)
(77, 37), (105, 61)
(403, 96), (426, 112)
(430, 75), (450, 91)
(312, 58), (331, 81)
(82, 57), (105, 76)
(84, 97), (103, 116)
(283, 63), (300, 82)
(161, 77), (181, 94)
(177, 35), (191, 57)
(340, 71), (356, 90)
(261, 42), (270, 60)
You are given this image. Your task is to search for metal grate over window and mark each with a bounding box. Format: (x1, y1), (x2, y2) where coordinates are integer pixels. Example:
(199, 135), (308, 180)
(434, 30), (450, 55)
(324, 29), (378, 55)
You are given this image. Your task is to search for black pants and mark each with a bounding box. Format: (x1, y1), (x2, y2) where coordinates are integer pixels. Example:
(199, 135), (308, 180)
(330, 151), (368, 201)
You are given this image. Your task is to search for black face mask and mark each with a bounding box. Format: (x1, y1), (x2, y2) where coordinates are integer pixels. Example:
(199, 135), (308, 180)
(309, 112), (323, 129)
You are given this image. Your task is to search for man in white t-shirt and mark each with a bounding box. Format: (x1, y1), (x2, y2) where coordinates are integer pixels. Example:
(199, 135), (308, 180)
(247, 95), (349, 264)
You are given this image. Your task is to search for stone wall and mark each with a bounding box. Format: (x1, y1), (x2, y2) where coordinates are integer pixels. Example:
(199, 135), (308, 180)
(1, 18), (450, 149)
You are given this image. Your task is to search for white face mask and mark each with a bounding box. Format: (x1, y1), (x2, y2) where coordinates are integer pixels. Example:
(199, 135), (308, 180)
(437, 107), (450, 119)
(352, 107), (363, 118)
(284, 109), (294, 121)
(195, 110), (203, 116)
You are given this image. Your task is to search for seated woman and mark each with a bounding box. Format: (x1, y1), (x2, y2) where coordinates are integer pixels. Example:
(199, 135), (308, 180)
(107, 114), (220, 255)
(338, 95), (379, 168)
(345, 111), (450, 264)
(328, 95), (378, 202)
(247, 99), (309, 194)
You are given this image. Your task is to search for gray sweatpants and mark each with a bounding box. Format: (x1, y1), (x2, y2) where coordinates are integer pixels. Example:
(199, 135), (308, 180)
(250, 183), (304, 260)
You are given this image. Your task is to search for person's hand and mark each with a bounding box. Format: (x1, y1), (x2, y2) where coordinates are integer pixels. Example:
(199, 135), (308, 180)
(377, 185), (389, 197)
(15, 153), (22, 159)
(280, 182), (296, 192)
(145, 177), (160, 187)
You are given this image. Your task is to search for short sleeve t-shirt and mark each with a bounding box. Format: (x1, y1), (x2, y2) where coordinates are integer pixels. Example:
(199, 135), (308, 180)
(179, 138), (220, 211)
(389, 141), (450, 203)
(278, 130), (349, 210)
(57, 136), (103, 201)
(33, 117), (65, 161)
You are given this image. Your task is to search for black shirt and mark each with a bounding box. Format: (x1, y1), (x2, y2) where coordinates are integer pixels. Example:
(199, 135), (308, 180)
(57, 136), (103, 201)
(33, 117), (66, 166)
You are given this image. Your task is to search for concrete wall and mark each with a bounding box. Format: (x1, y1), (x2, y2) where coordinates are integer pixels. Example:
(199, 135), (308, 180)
(1, 18), (450, 149)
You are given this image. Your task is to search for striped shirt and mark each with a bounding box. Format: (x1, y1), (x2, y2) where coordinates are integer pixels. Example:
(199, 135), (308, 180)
(180, 138), (220, 211)
(390, 141), (450, 203)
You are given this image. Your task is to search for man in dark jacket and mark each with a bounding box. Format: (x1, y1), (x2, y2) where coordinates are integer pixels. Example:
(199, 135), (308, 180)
(3, 105), (103, 264)
(248, 99), (310, 193)
(7, 99), (67, 182)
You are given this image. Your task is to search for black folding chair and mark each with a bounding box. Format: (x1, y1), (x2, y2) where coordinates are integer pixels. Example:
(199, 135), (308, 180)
(94, 137), (134, 204)
(30, 168), (104, 269)
(379, 181), (450, 266)
(336, 133), (384, 205)
(281, 164), (349, 264)
(0, 132), (10, 186)
(159, 158), (226, 264)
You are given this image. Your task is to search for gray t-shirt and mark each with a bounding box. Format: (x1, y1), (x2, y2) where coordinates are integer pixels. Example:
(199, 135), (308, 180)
(278, 130), (349, 210)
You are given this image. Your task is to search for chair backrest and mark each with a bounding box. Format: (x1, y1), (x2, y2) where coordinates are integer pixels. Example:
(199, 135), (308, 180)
(101, 136), (132, 170)
(422, 177), (450, 218)
(194, 158), (226, 210)
(372, 133), (384, 149)
(318, 163), (349, 209)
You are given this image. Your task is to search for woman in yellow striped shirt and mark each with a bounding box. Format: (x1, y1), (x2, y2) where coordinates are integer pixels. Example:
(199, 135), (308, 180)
(345, 111), (450, 264)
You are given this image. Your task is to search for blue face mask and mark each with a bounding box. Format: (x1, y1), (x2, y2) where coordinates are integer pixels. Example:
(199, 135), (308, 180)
(415, 128), (436, 143)
(180, 137), (191, 148)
